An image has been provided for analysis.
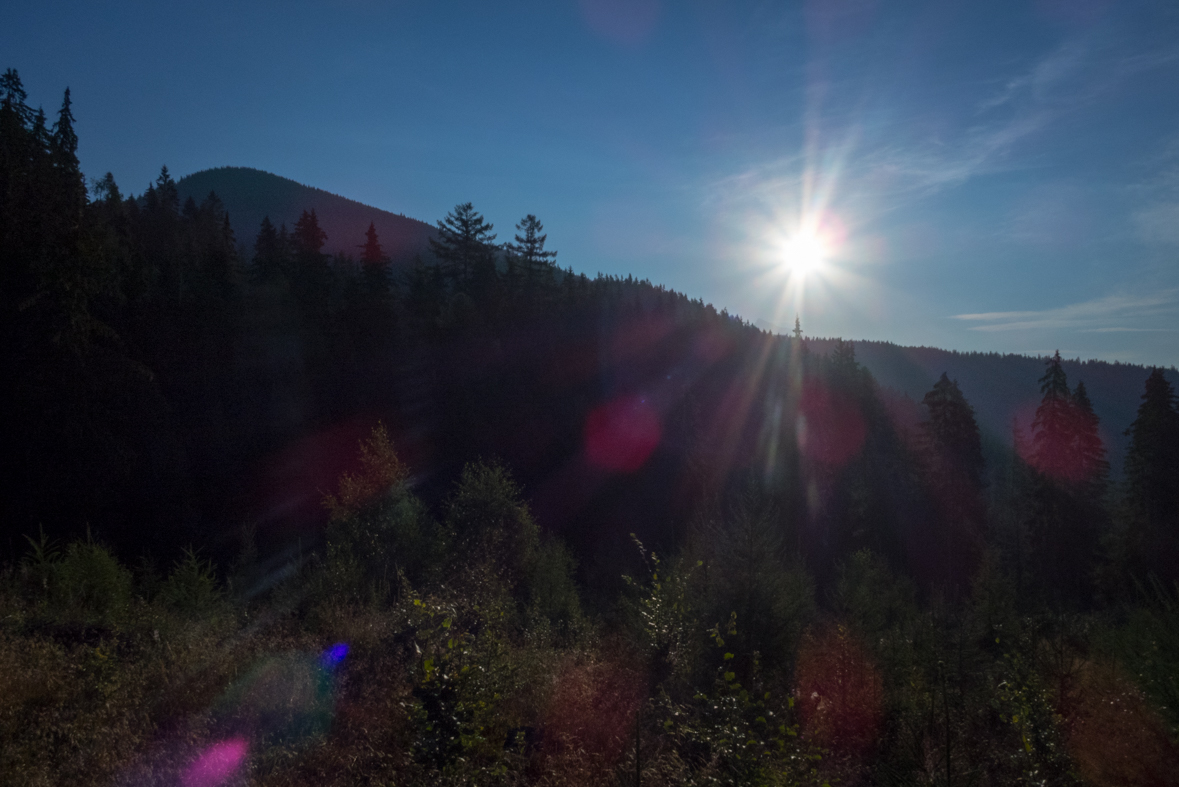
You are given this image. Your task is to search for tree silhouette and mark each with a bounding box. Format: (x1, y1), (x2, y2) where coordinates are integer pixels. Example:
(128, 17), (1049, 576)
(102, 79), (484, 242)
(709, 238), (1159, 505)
(921, 373), (984, 491)
(251, 216), (284, 283)
(291, 208), (331, 313)
(358, 221), (391, 295)
(1071, 380), (1108, 495)
(1026, 352), (1102, 605)
(428, 202), (495, 292)
(920, 373), (986, 594)
(505, 214), (556, 297)
(1123, 369), (1179, 582)
(1031, 350), (1074, 482)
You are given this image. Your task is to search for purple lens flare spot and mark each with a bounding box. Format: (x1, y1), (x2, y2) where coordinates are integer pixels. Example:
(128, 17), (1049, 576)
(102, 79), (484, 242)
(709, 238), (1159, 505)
(182, 738), (248, 787)
(320, 642), (349, 668)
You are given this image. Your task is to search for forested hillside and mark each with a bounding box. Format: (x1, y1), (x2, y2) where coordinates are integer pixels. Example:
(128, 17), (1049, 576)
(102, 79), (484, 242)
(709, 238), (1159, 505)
(805, 338), (1178, 476)
(176, 167), (435, 263)
(4, 70), (1179, 787)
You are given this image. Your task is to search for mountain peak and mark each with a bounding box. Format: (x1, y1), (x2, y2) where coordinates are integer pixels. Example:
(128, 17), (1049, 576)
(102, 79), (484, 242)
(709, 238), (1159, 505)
(176, 167), (434, 262)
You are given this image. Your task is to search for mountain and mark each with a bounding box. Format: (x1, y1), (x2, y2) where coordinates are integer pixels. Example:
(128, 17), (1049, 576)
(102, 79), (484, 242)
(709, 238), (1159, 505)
(804, 337), (1178, 475)
(176, 166), (1172, 477)
(175, 167), (435, 263)
(170, 166), (1179, 478)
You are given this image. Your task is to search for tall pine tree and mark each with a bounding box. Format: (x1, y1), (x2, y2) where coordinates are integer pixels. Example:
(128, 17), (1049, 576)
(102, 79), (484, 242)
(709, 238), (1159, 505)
(428, 202), (496, 292)
(1123, 369), (1179, 582)
(505, 214), (556, 297)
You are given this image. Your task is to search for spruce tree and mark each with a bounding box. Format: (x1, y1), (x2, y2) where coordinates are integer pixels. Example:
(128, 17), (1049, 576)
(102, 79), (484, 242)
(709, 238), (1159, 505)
(428, 202), (495, 291)
(1027, 352), (1099, 605)
(358, 221), (391, 295)
(1123, 369), (1179, 581)
(291, 209), (331, 313)
(922, 373), (984, 490)
(251, 216), (282, 283)
(1031, 350), (1074, 482)
(1070, 381), (1108, 494)
(916, 374), (985, 594)
(292, 208), (328, 259)
(505, 214), (556, 296)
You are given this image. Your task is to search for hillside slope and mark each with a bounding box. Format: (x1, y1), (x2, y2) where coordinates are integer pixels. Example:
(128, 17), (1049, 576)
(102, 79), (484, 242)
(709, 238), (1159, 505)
(806, 338), (1178, 475)
(177, 166), (1170, 475)
(176, 167), (435, 263)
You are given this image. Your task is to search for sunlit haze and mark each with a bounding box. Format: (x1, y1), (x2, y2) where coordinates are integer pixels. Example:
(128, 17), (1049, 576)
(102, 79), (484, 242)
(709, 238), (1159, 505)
(4, 0), (1178, 365)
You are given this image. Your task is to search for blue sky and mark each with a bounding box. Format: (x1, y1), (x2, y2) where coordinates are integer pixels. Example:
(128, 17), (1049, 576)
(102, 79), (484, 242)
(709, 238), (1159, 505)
(5, 0), (1178, 365)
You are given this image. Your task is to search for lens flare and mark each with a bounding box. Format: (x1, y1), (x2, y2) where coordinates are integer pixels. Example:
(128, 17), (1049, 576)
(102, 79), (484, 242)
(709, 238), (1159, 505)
(320, 642), (350, 669)
(182, 738), (248, 787)
(584, 394), (662, 472)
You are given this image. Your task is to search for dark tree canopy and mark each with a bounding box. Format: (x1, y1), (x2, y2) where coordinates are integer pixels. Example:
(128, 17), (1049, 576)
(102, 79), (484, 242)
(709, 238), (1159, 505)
(505, 214), (556, 294)
(428, 202), (496, 290)
(358, 221), (391, 294)
(251, 215), (284, 283)
(1032, 350), (1074, 482)
(1071, 380), (1109, 495)
(921, 373), (984, 490)
(1123, 368), (1179, 581)
(293, 208), (328, 258)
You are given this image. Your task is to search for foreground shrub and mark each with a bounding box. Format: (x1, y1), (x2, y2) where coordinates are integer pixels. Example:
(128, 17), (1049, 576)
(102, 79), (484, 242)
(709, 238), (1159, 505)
(158, 547), (223, 615)
(1065, 660), (1179, 786)
(795, 624), (884, 760)
(19, 531), (133, 624)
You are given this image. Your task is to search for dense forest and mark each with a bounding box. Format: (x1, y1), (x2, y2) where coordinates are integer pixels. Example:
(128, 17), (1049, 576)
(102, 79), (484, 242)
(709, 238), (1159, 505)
(3, 71), (1179, 786)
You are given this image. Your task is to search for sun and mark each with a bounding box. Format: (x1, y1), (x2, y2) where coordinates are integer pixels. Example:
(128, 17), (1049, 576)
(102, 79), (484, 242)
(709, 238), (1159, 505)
(781, 227), (829, 277)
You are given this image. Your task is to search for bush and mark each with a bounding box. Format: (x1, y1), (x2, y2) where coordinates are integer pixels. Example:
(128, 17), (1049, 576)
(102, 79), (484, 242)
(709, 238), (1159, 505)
(322, 424), (447, 604)
(695, 492), (816, 677)
(158, 547), (222, 615)
(527, 537), (582, 629)
(445, 460), (538, 596)
(53, 538), (133, 622)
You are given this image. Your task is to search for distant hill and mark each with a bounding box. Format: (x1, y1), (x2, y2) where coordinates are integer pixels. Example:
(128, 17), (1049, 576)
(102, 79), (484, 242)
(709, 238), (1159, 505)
(175, 167), (1171, 475)
(804, 337), (1178, 476)
(176, 167), (435, 264)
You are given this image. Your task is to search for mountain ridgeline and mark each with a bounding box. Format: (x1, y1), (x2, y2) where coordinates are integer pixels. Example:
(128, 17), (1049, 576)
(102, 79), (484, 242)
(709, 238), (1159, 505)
(804, 338), (1178, 475)
(175, 166), (435, 264)
(178, 171), (1171, 479)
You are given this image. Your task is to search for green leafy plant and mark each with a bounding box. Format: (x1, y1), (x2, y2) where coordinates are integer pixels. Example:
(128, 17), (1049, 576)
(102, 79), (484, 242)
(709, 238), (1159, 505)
(53, 537), (133, 622)
(158, 547), (222, 615)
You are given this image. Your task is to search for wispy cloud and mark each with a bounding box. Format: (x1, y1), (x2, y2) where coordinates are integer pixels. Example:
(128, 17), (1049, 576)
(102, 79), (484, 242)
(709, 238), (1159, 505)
(1134, 202), (1179, 245)
(861, 36), (1179, 203)
(1128, 133), (1179, 246)
(709, 39), (1097, 212)
(977, 42), (1088, 112)
(858, 113), (1048, 198)
(954, 291), (1179, 333)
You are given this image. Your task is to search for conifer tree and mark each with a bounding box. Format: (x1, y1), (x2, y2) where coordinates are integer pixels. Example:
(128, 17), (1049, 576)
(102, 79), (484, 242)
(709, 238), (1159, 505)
(1027, 352), (1100, 605)
(251, 216), (282, 283)
(505, 214), (556, 296)
(50, 88), (85, 220)
(292, 208), (328, 260)
(1123, 369), (1179, 581)
(922, 373), (984, 490)
(428, 202), (495, 291)
(358, 221), (391, 295)
(0, 68), (33, 125)
(291, 209), (331, 312)
(1031, 351), (1074, 482)
(1070, 381), (1108, 495)
(920, 374), (986, 589)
